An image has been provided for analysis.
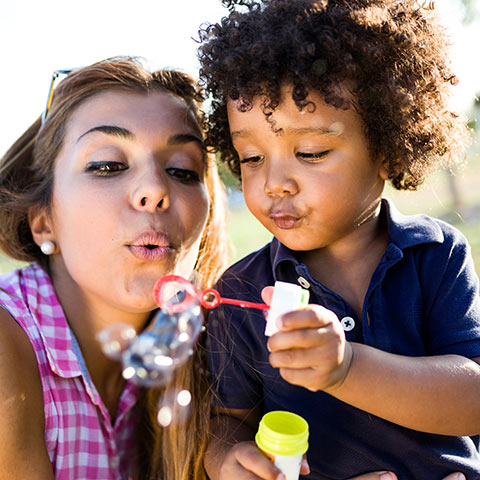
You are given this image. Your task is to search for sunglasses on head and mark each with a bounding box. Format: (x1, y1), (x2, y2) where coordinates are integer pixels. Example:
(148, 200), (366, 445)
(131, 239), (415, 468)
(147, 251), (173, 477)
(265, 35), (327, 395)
(41, 68), (79, 125)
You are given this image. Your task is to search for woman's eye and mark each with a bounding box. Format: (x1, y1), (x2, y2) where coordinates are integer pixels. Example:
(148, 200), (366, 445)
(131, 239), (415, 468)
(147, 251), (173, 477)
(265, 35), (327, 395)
(166, 168), (200, 184)
(297, 151), (330, 161)
(86, 161), (128, 176)
(239, 155), (264, 166)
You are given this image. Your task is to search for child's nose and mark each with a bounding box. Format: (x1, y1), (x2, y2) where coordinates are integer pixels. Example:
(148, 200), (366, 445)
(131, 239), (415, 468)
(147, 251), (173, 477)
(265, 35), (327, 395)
(264, 163), (299, 196)
(132, 167), (170, 213)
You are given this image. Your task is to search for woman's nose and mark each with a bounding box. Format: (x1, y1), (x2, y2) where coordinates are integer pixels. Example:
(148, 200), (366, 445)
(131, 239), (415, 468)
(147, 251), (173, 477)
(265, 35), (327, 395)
(132, 168), (170, 212)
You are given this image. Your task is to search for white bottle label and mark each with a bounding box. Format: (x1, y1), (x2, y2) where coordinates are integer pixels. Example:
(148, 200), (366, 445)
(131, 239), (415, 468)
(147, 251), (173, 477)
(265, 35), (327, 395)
(265, 281), (306, 336)
(273, 454), (302, 480)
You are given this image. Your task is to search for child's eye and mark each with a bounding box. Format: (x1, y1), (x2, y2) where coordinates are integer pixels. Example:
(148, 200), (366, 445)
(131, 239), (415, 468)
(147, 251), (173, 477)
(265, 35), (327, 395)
(297, 151), (330, 162)
(86, 161), (128, 176)
(239, 155), (264, 166)
(166, 168), (201, 184)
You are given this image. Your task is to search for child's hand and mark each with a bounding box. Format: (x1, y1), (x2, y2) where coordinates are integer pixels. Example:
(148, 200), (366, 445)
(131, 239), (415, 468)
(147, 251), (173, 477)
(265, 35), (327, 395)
(219, 440), (310, 480)
(262, 287), (353, 392)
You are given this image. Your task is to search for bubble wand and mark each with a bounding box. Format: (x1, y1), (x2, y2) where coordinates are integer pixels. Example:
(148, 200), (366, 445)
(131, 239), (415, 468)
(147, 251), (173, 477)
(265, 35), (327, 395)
(154, 274), (270, 312)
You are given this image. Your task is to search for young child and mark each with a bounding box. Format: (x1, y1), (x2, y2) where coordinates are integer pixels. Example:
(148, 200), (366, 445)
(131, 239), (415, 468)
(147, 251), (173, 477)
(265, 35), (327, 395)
(0, 57), (228, 479)
(198, 1), (480, 479)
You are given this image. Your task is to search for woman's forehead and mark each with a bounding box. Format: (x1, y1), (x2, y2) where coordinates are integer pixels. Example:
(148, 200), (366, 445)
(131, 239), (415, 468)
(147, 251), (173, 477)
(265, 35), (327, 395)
(64, 90), (201, 143)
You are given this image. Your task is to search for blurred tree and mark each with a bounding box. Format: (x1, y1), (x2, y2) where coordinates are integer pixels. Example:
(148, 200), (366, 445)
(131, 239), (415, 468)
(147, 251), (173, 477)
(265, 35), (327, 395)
(443, 0), (479, 213)
(460, 0), (479, 24)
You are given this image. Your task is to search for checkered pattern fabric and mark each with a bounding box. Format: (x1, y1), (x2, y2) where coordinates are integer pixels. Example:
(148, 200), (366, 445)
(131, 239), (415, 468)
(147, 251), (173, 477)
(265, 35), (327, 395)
(0, 263), (140, 479)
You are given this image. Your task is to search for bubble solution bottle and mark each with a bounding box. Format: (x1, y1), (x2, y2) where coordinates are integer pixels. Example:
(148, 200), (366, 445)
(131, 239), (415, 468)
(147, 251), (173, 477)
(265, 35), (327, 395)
(255, 411), (309, 480)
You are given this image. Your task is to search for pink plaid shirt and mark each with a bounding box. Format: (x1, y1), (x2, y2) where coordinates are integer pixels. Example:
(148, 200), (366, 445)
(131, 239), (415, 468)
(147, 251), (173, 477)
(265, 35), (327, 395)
(0, 263), (140, 479)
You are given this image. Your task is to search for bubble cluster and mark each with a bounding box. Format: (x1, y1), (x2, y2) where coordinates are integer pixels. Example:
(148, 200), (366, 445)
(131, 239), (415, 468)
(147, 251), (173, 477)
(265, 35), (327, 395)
(97, 275), (203, 391)
(121, 302), (202, 387)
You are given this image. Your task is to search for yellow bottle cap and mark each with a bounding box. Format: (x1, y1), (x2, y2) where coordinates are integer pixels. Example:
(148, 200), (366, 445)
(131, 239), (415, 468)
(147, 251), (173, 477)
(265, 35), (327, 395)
(255, 411), (309, 457)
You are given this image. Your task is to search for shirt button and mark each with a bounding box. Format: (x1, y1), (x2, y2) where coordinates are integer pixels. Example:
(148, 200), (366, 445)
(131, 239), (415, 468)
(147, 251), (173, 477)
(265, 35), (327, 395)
(297, 276), (311, 289)
(341, 316), (355, 331)
(110, 457), (119, 470)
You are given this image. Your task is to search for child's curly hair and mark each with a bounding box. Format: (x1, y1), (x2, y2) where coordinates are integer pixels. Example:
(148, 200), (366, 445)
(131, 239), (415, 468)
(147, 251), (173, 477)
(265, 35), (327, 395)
(198, 0), (469, 190)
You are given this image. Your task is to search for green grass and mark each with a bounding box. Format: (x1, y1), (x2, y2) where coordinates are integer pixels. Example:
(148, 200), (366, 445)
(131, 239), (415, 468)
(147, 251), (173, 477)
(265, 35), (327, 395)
(227, 206), (273, 262)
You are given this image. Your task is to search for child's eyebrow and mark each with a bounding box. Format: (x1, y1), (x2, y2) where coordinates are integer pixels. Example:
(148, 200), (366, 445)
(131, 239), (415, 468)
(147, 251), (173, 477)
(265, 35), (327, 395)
(283, 126), (343, 136)
(231, 125), (342, 139)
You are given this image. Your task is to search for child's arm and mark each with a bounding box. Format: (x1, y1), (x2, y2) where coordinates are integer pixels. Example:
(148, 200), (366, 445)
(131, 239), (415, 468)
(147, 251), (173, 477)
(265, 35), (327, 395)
(268, 305), (480, 436)
(0, 308), (55, 479)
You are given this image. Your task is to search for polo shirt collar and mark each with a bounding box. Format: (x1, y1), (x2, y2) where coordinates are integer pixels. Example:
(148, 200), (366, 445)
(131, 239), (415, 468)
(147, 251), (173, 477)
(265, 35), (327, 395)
(382, 197), (444, 248)
(270, 197), (444, 278)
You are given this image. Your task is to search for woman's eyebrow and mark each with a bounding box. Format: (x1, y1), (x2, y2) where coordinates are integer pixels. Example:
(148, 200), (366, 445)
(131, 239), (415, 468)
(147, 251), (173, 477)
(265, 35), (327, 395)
(76, 125), (134, 143)
(167, 133), (206, 152)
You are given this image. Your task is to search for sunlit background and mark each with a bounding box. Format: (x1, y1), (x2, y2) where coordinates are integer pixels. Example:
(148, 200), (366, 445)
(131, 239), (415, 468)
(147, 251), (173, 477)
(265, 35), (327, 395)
(1, 0), (480, 273)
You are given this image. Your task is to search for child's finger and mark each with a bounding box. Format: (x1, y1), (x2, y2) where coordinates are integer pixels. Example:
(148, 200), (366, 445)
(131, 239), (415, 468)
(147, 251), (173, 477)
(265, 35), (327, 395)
(346, 472), (398, 480)
(234, 441), (284, 480)
(276, 305), (338, 331)
(300, 455), (310, 475)
(260, 286), (275, 305)
(268, 323), (341, 352)
(269, 345), (335, 369)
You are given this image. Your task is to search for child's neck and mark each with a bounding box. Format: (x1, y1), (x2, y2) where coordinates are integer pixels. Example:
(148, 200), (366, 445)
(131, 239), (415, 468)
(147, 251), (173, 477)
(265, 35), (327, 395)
(297, 209), (388, 318)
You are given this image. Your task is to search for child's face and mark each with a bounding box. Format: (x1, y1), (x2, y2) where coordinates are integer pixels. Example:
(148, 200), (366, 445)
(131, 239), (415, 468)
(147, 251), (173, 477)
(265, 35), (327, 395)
(227, 85), (388, 254)
(35, 90), (209, 314)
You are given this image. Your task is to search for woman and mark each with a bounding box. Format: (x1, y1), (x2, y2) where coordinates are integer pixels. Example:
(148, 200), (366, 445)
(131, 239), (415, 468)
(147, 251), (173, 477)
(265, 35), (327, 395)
(0, 57), (228, 479)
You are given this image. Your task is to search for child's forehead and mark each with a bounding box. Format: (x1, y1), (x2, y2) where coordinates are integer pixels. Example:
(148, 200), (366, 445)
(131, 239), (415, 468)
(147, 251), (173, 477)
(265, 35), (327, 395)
(226, 85), (361, 138)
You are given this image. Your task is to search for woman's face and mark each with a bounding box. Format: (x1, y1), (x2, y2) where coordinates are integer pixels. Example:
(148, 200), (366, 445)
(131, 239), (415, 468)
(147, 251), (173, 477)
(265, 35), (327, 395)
(37, 90), (209, 314)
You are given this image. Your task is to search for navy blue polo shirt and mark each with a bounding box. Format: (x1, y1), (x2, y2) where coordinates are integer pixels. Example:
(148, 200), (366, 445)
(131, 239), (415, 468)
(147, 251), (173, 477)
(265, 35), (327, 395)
(207, 199), (480, 479)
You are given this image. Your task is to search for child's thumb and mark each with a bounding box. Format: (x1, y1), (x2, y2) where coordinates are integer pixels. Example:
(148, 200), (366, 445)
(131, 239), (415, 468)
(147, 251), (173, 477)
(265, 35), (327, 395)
(346, 472), (397, 480)
(260, 286), (275, 306)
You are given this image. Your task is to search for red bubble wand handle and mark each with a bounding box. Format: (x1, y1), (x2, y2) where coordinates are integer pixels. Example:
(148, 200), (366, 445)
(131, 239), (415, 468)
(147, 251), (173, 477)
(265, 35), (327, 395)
(153, 275), (269, 312)
(200, 288), (270, 310)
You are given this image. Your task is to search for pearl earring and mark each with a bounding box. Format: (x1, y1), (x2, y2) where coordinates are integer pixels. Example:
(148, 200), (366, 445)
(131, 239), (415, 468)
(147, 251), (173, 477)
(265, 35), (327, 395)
(40, 240), (56, 255)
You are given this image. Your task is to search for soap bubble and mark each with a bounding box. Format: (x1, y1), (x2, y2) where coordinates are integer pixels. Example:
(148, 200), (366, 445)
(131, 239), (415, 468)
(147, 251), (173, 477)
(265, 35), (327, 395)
(121, 327), (175, 387)
(96, 323), (137, 360)
(157, 405), (173, 427)
(177, 389), (192, 407)
(153, 275), (199, 314)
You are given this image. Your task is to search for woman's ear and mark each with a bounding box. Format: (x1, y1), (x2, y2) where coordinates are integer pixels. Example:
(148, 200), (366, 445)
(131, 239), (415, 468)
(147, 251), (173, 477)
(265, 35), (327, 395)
(28, 206), (55, 248)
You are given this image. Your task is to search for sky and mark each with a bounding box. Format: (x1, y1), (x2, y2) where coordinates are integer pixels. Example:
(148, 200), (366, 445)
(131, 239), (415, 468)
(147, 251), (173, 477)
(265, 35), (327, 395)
(1, 0), (479, 158)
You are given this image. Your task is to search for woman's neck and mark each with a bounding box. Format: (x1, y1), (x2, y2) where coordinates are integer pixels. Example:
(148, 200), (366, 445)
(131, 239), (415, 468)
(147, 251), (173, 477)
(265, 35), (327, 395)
(48, 265), (150, 420)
